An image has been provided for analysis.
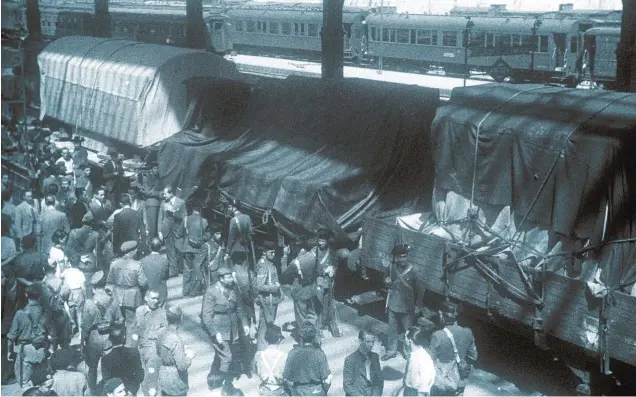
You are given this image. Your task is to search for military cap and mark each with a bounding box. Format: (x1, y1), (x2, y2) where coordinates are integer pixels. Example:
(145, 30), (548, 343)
(71, 135), (85, 143)
(262, 240), (277, 251)
(417, 316), (436, 335)
(91, 270), (105, 286)
(217, 266), (233, 277)
(29, 363), (54, 386)
(347, 248), (363, 272)
(229, 198), (241, 209)
(120, 240), (138, 254)
(298, 322), (318, 342)
(392, 243), (410, 256)
(316, 228), (334, 239)
(82, 211), (94, 224)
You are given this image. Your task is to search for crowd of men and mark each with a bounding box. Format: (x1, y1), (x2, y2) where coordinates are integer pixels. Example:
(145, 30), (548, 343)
(2, 122), (478, 396)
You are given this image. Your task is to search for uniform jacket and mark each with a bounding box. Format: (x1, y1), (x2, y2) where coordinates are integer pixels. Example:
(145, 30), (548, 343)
(106, 258), (148, 308)
(200, 281), (247, 342)
(139, 252), (170, 304)
(134, 305), (167, 351)
(182, 213), (208, 253)
(226, 213), (252, 254)
(66, 225), (98, 267)
(429, 324), (478, 364)
(36, 206), (70, 256)
(313, 246), (335, 290)
(74, 174), (93, 202)
(100, 345), (144, 395)
(113, 207), (143, 253)
(72, 148), (88, 169)
(386, 262), (423, 314)
(343, 349), (383, 396)
(282, 250), (319, 301)
(255, 256), (281, 323)
(158, 197), (186, 238)
(156, 329), (191, 396)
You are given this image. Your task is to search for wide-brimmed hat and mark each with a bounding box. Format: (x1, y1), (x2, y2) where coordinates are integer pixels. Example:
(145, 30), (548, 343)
(316, 228), (334, 240)
(71, 136), (85, 143)
(262, 240), (277, 252)
(392, 243), (410, 256)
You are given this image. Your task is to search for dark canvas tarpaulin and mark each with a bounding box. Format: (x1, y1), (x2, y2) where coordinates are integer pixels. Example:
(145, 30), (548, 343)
(431, 84), (636, 290)
(158, 77), (440, 237)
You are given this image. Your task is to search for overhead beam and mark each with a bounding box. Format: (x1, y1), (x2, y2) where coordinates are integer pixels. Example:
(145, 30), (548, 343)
(321, 0), (345, 78)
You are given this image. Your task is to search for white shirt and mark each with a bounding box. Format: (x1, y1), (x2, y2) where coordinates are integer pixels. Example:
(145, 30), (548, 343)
(404, 346), (436, 393)
(56, 157), (74, 174)
(49, 246), (70, 278)
(61, 267), (86, 290)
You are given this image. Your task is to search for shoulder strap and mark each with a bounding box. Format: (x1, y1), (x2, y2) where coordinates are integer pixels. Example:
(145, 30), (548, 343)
(443, 327), (461, 364)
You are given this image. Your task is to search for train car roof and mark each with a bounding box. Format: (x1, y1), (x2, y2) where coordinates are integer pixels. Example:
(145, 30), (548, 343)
(584, 26), (621, 36)
(365, 13), (580, 33)
(226, 8), (365, 23)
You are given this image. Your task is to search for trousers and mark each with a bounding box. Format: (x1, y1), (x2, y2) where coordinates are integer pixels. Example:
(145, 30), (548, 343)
(386, 309), (414, 355)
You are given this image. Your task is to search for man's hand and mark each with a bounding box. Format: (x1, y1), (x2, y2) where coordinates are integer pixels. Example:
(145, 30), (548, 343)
(243, 326), (250, 336)
(215, 333), (223, 344)
(283, 245), (291, 256)
(324, 266), (335, 278)
(132, 334), (139, 341)
(7, 352), (14, 362)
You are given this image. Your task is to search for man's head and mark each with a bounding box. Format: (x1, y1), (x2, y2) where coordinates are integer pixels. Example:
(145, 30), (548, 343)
(392, 244), (409, 266)
(298, 322), (318, 345)
(29, 363), (54, 392)
(60, 177), (70, 191)
(23, 190), (33, 204)
(439, 301), (459, 326)
(166, 305), (183, 328)
(316, 228), (333, 250)
(218, 267), (234, 288)
(25, 284), (40, 301)
(52, 229), (68, 245)
(80, 164), (90, 177)
(2, 174), (9, 185)
(262, 241), (276, 261)
(149, 237), (162, 253)
(145, 289), (161, 310)
(102, 377), (127, 396)
(162, 186), (174, 202)
(119, 193), (131, 207)
(95, 188), (106, 202)
(265, 325), (284, 346)
(357, 330), (376, 355)
(72, 136), (84, 150)
(209, 222), (223, 243)
(44, 195), (56, 207)
(61, 148), (71, 160)
(109, 326), (126, 346)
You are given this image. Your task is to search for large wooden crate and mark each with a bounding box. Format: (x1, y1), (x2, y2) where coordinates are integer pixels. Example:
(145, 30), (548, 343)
(361, 215), (636, 368)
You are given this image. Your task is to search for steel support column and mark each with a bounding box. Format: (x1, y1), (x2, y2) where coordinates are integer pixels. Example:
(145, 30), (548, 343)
(94, 0), (111, 38)
(186, 0), (207, 49)
(321, 0), (344, 79)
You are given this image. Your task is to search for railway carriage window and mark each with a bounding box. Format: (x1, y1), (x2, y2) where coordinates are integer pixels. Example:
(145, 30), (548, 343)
(246, 20), (256, 32)
(538, 35), (548, 53)
(382, 27), (395, 42)
(570, 36), (578, 53)
(282, 22), (292, 35)
(471, 31), (485, 48)
(512, 34), (521, 47)
(501, 34), (512, 50)
(411, 30), (416, 44)
(371, 27), (377, 41)
(485, 33), (495, 48)
(257, 21), (265, 33)
(396, 28), (410, 44)
(442, 31), (457, 47)
(308, 23), (318, 36)
(235, 21), (243, 31)
(269, 21), (279, 34)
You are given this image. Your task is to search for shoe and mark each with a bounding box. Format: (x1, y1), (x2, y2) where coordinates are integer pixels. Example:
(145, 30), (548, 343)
(381, 353), (397, 361)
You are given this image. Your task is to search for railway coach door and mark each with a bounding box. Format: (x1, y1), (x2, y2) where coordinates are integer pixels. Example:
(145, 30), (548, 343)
(553, 33), (567, 69)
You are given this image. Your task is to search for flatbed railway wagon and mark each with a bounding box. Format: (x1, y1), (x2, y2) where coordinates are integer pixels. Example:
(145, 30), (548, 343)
(360, 84), (636, 393)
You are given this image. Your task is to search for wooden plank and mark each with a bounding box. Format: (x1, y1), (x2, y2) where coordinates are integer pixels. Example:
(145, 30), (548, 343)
(608, 331), (636, 366)
(611, 292), (636, 317)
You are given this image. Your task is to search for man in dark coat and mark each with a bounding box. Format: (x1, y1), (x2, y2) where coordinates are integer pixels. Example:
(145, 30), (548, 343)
(343, 330), (383, 396)
(429, 301), (478, 396)
(102, 148), (124, 205)
(313, 228), (341, 337)
(200, 266), (249, 394)
(88, 187), (112, 224)
(100, 325), (144, 395)
(36, 195), (70, 257)
(71, 136), (88, 172)
(13, 234), (46, 282)
(137, 160), (160, 240)
(281, 246), (320, 329)
(181, 202), (208, 297)
(112, 194), (144, 256)
(225, 200), (252, 266)
(255, 241), (282, 351)
(382, 244), (424, 361)
(282, 322), (331, 396)
(139, 238), (170, 306)
(66, 212), (98, 268)
(158, 187), (186, 277)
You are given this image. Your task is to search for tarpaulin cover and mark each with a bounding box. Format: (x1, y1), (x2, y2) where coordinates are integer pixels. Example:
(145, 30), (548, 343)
(431, 83), (636, 290)
(158, 76), (440, 237)
(38, 36), (239, 148)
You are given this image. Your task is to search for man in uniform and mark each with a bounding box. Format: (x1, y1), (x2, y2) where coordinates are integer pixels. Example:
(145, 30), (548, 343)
(132, 289), (168, 395)
(156, 305), (195, 397)
(106, 241), (148, 334)
(66, 211), (98, 268)
(225, 200), (252, 267)
(382, 243), (424, 361)
(158, 186), (186, 277)
(6, 285), (51, 387)
(71, 136), (88, 172)
(137, 159), (160, 240)
(204, 222), (225, 287)
(140, 238), (170, 307)
(182, 201), (208, 297)
(313, 228), (341, 337)
(255, 241), (282, 351)
(282, 322), (331, 396)
(200, 266), (249, 394)
(281, 241), (320, 329)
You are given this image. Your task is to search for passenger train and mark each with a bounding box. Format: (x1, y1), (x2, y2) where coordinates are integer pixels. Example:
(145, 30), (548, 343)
(8, 1), (623, 86)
